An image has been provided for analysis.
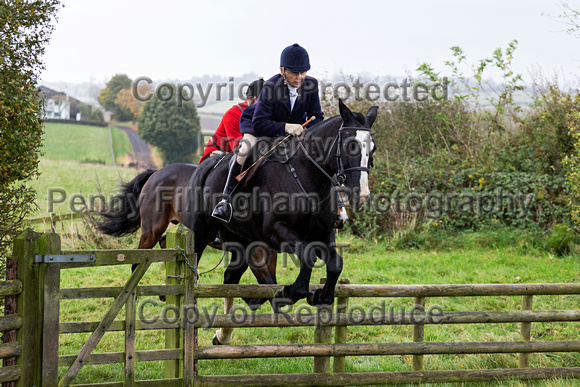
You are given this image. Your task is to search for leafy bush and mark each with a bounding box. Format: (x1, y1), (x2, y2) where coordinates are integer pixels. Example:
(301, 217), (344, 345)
(544, 223), (580, 256)
(324, 42), (578, 243)
(563, 92), (580, 228)
(0, 0), (61, 264)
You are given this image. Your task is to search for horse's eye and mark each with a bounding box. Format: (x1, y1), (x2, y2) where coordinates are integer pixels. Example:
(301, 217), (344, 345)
(344, 138), (361, 157)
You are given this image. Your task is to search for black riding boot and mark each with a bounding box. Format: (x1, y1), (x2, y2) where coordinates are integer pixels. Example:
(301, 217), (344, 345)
(212, 157), (242, 222)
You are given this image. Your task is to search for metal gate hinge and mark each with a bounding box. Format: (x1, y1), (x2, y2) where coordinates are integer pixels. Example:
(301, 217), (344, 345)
(34, 254), (96, 264)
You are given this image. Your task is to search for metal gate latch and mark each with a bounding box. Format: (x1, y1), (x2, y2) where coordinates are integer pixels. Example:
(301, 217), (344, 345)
(34, 254), (96, 263)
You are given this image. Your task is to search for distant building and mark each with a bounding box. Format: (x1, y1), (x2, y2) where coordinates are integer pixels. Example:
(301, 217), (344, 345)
(38, 85), (82, 120)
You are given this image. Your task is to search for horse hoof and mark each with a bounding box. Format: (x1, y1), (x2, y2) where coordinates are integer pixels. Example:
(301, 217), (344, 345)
(306, 289), (334, 307)
(306, 290), (315, 306)
(212, 333), (222, 346)
(274, 287), (284, 299)
(306, 289), (322, 306)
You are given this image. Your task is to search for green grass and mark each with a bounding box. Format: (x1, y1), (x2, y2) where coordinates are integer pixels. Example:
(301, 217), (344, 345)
(110, 126), (134, 164)
(54, 229), (580, 385)
(42, 122), (133, 165)
(26, 158), (139, 219)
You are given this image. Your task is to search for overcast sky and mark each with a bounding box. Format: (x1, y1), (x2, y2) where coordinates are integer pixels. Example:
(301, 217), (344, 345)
(42, 0), (580, 85)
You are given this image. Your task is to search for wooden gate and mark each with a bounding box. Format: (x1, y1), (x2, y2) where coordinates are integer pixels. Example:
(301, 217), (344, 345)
(5, 225), (196, 387)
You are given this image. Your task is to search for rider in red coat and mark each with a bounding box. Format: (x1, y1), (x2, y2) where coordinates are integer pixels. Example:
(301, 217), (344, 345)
(198, 78), (264, 164)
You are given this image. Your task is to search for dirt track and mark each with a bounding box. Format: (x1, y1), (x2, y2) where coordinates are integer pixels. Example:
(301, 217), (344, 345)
(115, 125), (157, 169)
(115, 116), (222, 170)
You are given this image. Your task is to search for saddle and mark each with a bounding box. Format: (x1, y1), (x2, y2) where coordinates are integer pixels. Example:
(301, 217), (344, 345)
(237, 136), (296, 185)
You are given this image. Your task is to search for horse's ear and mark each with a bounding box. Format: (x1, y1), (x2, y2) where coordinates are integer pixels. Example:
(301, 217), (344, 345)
(366, 106), (378, 127)
(338, 98), (354, 124)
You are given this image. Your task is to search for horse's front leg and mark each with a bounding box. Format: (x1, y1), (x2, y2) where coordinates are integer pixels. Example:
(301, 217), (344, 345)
(213, 297), (234, 345)
(308, 233), (343, 307)
(273, 240), (317, 307)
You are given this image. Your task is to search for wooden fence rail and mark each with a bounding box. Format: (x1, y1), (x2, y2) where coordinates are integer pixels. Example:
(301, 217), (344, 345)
(189, 280), (580, 385)
(195, 367), (580, 387)
(191, 282), (580, 298)
(195, 340), (580, 359)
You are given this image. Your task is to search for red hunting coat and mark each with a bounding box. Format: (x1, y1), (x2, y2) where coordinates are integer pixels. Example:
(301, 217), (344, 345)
(199, 101), (248, 164)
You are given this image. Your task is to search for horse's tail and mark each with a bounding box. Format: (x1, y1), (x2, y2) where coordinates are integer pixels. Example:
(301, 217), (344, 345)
(97, 169), (156, 237)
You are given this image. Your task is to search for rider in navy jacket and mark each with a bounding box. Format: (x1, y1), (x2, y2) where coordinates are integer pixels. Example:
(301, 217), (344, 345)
(248, 73), (323, 137)
(239, 102), (257, 135)
(213, 43), (324, 223)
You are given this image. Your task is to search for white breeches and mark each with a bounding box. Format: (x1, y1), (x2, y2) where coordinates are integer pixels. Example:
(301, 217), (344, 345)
(235, 133), (257, 165)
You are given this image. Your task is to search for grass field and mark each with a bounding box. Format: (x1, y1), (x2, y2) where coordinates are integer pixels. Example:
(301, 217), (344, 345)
(27, 158), (139, 219)
(26, 122), (139, 223)
(43, 122), (133, 165)
(53, 228), (580, 385)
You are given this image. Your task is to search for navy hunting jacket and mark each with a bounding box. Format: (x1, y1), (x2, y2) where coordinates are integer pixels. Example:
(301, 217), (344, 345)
(245, 74), (324, 137)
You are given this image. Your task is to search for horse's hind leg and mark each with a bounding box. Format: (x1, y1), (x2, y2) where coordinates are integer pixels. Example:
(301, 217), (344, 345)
(137, 228), (165, 249)
(246, 247), (278, 310)
(213, 245), (249, 345)
(159, 235), (167, 249)
(213, 297), (234, 345)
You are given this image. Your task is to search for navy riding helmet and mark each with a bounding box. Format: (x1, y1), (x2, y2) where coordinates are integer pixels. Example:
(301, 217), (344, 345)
(280, 43), (310, 73)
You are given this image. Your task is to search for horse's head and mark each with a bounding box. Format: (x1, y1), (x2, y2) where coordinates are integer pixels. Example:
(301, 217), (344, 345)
(336, 99), (378, 209)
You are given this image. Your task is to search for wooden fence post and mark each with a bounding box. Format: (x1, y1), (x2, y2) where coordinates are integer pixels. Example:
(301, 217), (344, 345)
(125, 286), (137, 387)
(334, 278), (350, 374)
(13, 229), (42, 387)
(413, 296), (426, 371)
(3, 255), (18, 387)
(165, 224), (196, 385)
(181, 226), (196, 387)
(519, 295), (533, 368)
(313, 278), (332, 374)
(165, 226), (186, 379)
(39, 233), (62, 386)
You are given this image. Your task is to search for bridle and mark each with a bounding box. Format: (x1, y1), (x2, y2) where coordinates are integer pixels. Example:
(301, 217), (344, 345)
(333, 126), (374, 185)
(287, 125), (375, 190)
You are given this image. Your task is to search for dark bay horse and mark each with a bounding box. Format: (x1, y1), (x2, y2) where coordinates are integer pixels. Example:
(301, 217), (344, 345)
(183, 100), (378, 311)
(97, 163), (278, 344)
(97, 163), (195, 249)
(97, 163), (276, 282)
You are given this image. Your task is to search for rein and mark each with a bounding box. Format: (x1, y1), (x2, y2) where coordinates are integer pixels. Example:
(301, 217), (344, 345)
(251, 124), (373, 203)
(302, 125), (373, 187)
(275, 125), (374, 204)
